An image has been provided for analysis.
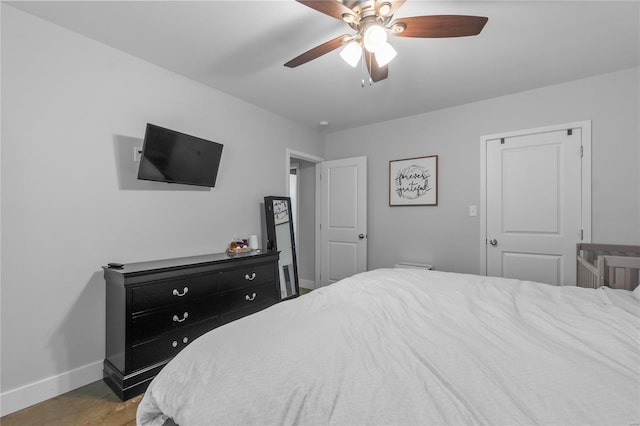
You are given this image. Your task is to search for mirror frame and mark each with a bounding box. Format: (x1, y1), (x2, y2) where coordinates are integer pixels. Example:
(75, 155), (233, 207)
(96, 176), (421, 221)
(264, 196), (300, 300)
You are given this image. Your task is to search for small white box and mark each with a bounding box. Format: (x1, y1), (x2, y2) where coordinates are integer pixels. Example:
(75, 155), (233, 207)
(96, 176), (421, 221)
(394, 262), (434, 270)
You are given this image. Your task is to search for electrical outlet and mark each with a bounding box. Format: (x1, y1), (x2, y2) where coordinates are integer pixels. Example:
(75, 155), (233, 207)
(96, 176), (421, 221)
(134, 146), (142, 162)
(469, 205), (477, 217)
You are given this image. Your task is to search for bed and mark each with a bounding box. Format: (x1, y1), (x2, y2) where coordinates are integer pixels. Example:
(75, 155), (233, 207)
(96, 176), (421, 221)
(137, 268), (640, 426)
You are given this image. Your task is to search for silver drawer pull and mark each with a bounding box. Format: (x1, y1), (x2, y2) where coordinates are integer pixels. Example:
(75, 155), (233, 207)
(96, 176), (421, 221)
(172, 287), (189, 297)
(183, 337), (189, 344)
(171, 340), (178, 348)
(245, 292), (257, 301)
(245, 272), (256, 281)
(172, 312), (189, 323)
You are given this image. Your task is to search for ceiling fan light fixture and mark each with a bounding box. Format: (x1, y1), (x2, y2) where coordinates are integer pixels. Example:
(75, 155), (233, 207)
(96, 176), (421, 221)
(339, 41), (362, 67)
(375, 42), (397, 66)
(363, 24), (387, 52)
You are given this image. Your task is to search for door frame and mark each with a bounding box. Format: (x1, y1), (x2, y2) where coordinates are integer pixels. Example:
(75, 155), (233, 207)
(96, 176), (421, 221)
(479, 121), (592, 276)
(285, 148), (324, 196)
(285, 148), (324, 289)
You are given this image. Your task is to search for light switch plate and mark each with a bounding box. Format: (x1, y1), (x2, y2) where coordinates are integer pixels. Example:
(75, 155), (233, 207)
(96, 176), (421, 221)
(469, 205), (477, 217)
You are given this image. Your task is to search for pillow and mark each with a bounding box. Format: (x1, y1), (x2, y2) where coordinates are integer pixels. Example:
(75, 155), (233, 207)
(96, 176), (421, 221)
(634, 285), (640, 301)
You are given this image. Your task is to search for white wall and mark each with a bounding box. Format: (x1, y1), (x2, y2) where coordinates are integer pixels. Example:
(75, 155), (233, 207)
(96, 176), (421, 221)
(324, 68), (640, 273)
(0, 5), (322, 414)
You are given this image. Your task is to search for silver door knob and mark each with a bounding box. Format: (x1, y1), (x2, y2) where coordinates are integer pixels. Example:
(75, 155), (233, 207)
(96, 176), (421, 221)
(358, 234), (365, 240)
(489, 239), (498, 247)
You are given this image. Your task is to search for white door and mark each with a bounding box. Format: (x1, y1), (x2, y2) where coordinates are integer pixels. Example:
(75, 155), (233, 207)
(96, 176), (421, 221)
(318, 156), (367, 287)
(485, 127), (585, 286)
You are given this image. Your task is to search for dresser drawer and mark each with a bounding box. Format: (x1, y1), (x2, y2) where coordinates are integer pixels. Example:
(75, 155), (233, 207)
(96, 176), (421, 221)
(130, 318), (218, 371)
(219, 281), (279, 317)
(220, 262), (276, 292)
(130, 296), (219, 344)
(131, 272), (219, 313)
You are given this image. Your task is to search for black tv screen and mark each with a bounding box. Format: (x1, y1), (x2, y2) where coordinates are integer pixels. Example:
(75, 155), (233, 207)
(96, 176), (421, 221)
(137, 124), (223, 187)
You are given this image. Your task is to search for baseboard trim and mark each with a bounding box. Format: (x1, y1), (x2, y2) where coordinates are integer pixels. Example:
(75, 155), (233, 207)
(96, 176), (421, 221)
(299, 278), (315, 290)
(0, 360), (103, 416)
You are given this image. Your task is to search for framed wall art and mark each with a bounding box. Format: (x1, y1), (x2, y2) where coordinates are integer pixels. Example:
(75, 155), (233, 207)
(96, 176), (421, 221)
(389, 155), (438, 206)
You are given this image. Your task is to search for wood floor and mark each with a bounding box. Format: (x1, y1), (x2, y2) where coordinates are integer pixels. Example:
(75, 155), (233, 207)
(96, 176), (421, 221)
(2, 288), (313, 425)
(0, 380), (141, 426)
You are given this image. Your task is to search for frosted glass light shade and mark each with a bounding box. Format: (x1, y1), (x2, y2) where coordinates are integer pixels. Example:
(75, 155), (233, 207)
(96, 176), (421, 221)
(340, 42), (362, 67)
(375, 42), (397, 66)
(363, 25), (387, 52)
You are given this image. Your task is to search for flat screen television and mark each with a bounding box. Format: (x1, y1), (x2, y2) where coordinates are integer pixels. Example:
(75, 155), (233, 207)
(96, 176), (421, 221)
(137, 123), (224, 188)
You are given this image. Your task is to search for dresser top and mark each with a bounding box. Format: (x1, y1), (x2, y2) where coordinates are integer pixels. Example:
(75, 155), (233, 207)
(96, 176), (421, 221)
(103, 250), (278, 276)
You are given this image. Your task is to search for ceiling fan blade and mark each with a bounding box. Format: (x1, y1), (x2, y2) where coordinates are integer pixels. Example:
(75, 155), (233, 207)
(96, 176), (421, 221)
(391, 15), (488, 38)
(365, 51), (388, 83)
(284, 34), (349, 68)
(297, 0), (356, 22)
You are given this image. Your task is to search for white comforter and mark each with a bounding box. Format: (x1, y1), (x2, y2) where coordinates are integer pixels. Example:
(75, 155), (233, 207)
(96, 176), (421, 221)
(137, 269), (640, 426)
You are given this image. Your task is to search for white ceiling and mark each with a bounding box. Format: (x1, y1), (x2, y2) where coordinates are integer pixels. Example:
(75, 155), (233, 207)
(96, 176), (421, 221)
(8, 1), (639, 132)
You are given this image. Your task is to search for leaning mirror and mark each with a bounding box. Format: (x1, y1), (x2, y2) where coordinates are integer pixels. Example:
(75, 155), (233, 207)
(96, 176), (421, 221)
(264, 196), (300, 300)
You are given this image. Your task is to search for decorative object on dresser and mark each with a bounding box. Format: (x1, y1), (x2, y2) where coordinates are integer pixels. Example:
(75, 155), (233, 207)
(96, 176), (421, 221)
(264, 196), (300, 300)
(102, 250), (280, 400)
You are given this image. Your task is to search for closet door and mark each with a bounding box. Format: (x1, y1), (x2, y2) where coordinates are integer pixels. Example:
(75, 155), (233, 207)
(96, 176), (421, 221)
(485, 128), (583, 286)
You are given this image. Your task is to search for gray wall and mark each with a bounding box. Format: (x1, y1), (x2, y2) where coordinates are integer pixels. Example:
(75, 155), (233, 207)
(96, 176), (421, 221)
(324, 67), (640, 274)
(1, 5), (322, 406)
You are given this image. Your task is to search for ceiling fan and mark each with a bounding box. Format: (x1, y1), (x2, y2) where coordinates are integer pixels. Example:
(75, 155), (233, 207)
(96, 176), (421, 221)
(284, 0), (488, 83)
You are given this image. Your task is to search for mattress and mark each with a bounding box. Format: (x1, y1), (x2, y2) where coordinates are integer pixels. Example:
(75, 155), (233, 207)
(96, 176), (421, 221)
(137, 268), (640, 425)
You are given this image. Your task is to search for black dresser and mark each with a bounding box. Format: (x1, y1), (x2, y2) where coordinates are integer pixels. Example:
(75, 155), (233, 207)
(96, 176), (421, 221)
(102, 250), (280, 400)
